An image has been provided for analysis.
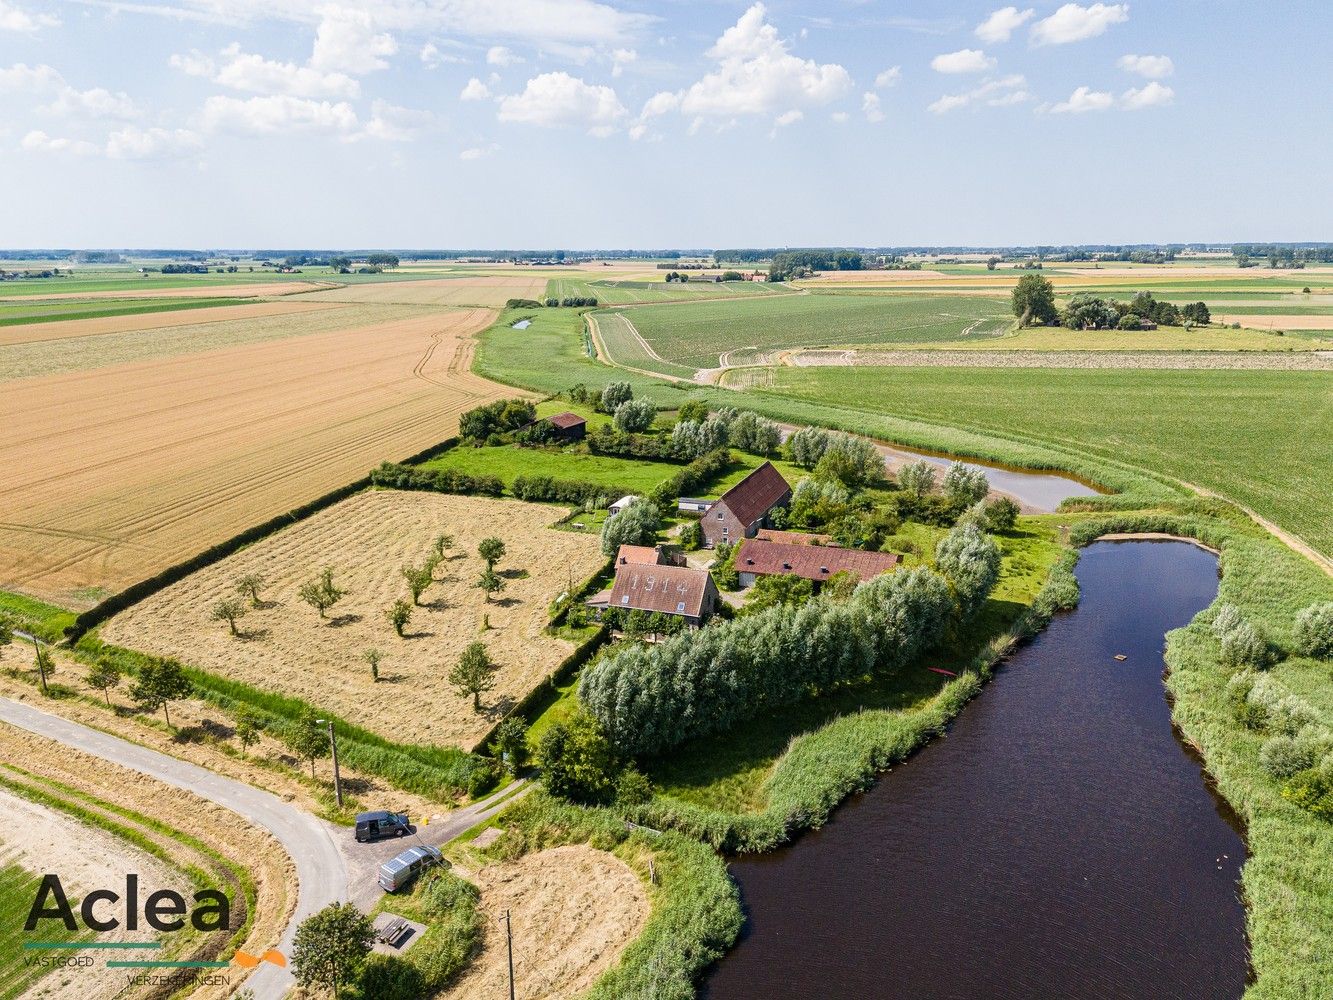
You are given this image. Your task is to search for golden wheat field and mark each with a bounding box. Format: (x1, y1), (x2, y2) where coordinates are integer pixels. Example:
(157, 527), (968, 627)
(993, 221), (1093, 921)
(0, 306), (518, 606)
(102, 491), (606, 749)
(301, 274), (549, 307)
(1, 280), (334, 301)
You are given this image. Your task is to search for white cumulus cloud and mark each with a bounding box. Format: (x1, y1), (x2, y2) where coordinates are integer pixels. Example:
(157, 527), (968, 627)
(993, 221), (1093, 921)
(487, 46), (523, 67)
(874, 66), (901, 88)
(310, 7), (397, 75)
(931, 48), (997, 74)
(20, 130), (97, 155)
(611, 47), (637, 77)
(1031, 4), (1129, 46)
(862, 92), (885, 122)
(1049, 85), (1115, 113)
(0, 1), (59, 33)
(106, 125), (201, 160)
(498, 71), (627, 136)
(169, 49), (216, 77)
(975, 7), (1034, 44)
(928, 74), (1029, 113)
(1120, 80), (1173, 109)
(1118, 53), (1173, 78)
(200, 94), (359, 134)
(460, 143), (499, 160)
(642, 3), (851, 127)
(460, 77), (491, 101)
(354, 100), (434, 141)
(212, 51), (360, 99)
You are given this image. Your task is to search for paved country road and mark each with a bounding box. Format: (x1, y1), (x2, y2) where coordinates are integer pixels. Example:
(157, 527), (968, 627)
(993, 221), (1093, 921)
(0, 697), (346, 1000)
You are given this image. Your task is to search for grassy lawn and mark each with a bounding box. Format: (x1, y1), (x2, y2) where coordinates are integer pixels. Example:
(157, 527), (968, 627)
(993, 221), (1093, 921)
(758, 366), (1333, 557)
(626, 293), (1013, 367)
(0, 860), (86, 1000)
(0, 590), (75, 642)
(642, 517), (1066, 812)
(420, 442), (686, 495)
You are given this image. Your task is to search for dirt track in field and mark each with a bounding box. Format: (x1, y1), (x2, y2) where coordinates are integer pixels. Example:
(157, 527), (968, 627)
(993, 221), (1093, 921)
(0, 298), (342, 347)
(1, 280), (334, 302)
(0, 307), (517, 607)
(301, 275), (549, 307)
(440, 846), (648, 1000)
(101, 491), (606, 749)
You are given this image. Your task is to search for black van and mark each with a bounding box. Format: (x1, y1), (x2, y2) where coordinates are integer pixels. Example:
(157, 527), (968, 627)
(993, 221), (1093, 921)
(355, 810), (411, 843)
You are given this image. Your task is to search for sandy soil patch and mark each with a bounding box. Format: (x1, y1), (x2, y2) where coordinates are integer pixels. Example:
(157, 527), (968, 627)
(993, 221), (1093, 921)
(101, 491), (605, 749)
(302, 276), (549, 308)
(0, 307), (515, 607)
(786, 349), (1333, 371)
(2, 281), (334, 302)
(440, 846), (648, 1000)
(0, 725), (293, 1000)
(1217, 313), (1333, 330)
(0, 299), (343, 348)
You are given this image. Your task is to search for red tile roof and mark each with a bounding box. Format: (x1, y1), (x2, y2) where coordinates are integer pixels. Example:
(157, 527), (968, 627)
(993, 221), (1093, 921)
(755, 529), (835, 546)
(616, 544), (665, 566)
(736, 538), (900, 583)
(712, 461), (791, 527)
(547, 411), (587, 429)
(609, 563), (717, 618)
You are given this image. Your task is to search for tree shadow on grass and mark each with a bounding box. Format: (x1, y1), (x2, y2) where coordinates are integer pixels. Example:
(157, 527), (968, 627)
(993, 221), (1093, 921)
(491, 597), (522, 609)
(235, 627), (271, 643)
(481, 695), (516, 722)
(327, 613), (363, 628)
(498, 568), (530, 580)
(402, 630), (435, 640)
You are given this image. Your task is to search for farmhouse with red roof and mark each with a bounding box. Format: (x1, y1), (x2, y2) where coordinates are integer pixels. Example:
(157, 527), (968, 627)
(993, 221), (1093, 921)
(701, 461), (792, 547)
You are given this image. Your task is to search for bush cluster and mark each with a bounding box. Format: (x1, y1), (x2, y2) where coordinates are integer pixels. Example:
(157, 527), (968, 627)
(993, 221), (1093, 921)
(369, 462), (503, 497)
(458, 398), (535, 441)
(579, 567), (958, 757)
(511, 474), (625, 507)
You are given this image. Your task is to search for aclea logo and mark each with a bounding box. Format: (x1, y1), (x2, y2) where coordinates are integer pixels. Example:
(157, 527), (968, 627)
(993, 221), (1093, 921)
(24, 874), (230, 933)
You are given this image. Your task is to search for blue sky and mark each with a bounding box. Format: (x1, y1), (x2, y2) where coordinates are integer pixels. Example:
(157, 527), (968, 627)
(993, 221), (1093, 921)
(0, 1), (1328, 248)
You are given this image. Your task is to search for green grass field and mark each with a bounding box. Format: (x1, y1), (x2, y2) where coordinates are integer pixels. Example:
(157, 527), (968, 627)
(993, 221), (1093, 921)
(758, 366), (1332, 557)
(420, 442), (686, 495)
(592, 312), (699, 378)
(0, 296), (251, 327)
(626, 293), (1013, 367)
(0, 860), (79, 1000)
(545, 276), (789, 304)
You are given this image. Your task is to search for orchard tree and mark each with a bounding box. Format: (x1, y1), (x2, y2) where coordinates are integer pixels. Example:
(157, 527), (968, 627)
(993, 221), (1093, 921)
(477, 537), (506, 570)
(385, 599), (412, 637)
(299, 567), (346, 619)
(291, 902), (375, 1000)
(1012, 273), (1057, 326)
(433, 532), (455, 560)
(210, 597), (248, 636)
(283, 711), (331, 780)
(130, 658), (192, 728)
(362, 648), (383, 682)
(86, 658), (121, 708)
(402, 555), (441, 605)
(475, 567), (505, 603)
(234, 573), (266, 606)
(449, 642), (498, 712)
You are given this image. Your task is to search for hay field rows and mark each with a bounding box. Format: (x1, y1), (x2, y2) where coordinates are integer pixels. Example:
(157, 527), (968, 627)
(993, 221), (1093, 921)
(626, 293), (1012, 367)
(302, 275), (549, 307)
(102, 491), (606, 749)
(0, 302), (441, 381)
(546, 275), (788, 304)
(0, 306), (511, 606)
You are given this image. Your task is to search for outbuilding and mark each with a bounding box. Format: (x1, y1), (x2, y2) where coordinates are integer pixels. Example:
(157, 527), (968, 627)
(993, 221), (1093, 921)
(735, 537), (900, 589)
(545, 411), (587, 441)
(700, 462), (792, 548)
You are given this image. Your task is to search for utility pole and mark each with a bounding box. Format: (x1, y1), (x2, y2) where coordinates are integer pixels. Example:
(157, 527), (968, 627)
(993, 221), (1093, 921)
(316, 718), (343, 807)
(503, 908), (515, 1000)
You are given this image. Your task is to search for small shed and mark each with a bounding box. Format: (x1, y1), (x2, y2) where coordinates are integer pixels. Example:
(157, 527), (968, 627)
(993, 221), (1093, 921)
(546, 411), (587, 441)
(609, 495), (640, 515)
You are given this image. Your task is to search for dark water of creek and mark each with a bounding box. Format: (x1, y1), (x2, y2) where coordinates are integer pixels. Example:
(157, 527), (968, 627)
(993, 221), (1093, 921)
(703, 540), (1249, 1000)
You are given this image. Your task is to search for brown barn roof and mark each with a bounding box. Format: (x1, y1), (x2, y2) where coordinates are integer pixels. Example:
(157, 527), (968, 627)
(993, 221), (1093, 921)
(616, 544), (665, 566)
(736, 539), (900, 583)
(712, 461), (790, 526)
(547, 411), (587, 429)
(755, 529), (836, 546)
(609, 563), (716, 618)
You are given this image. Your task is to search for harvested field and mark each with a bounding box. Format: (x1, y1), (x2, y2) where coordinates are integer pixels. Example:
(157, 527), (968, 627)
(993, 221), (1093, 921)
(1218, 313), (1333, 330)
(101, 491), (606, 749)
(797, 269), (950, 282)
(0, 297), (341, 348)
(1, 280), (334, 302)
(0, 725), (293, 1000)
(0, 303), (446, 382)
(784, 348), (1333, 370)
(302, 276), (549, 307)
(439, 845), (648, 1000)
(0, 307), (513, 606)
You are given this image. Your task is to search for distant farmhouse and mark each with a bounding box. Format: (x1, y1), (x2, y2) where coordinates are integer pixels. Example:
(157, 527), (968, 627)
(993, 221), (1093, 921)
(735, 537), (900, 589)
(701, 462), (792, 547)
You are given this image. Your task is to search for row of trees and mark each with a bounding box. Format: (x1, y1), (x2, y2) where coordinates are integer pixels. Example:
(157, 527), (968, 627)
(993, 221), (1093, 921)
(580, 523), (999, 757)
(768, 250), (863, 281)
(1011, 274), (1210, 329)
(544, 295), (600, 307)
